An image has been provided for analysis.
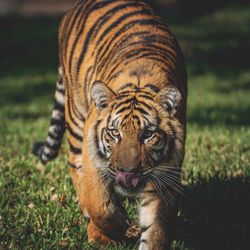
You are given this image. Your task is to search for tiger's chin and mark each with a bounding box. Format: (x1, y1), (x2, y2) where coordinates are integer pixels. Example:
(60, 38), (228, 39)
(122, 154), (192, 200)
(113, 182), (146, 197)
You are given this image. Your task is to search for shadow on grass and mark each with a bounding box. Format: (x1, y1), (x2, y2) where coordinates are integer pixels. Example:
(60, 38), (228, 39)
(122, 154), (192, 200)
(188, 105), (250, 126)
(0, 80), (54, 105)
(177, 176), (250, 250)
(186, 38), (250, 79)
(214, 78), (250, 93)
(5, 111), (50, 120)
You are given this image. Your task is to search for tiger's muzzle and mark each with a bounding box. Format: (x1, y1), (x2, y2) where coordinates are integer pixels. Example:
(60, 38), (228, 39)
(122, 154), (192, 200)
(115, 172), (139, 188)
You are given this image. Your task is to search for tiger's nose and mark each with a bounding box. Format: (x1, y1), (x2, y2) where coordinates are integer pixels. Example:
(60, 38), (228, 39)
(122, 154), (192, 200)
(117, 162), (141, 174)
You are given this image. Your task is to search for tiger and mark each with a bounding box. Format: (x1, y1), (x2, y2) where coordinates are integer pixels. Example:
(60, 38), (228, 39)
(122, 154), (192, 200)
(32, 0), (187, 249)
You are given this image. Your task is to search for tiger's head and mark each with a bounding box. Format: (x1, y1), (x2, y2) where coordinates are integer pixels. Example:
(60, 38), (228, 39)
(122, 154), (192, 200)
(85, 81), (184, 197)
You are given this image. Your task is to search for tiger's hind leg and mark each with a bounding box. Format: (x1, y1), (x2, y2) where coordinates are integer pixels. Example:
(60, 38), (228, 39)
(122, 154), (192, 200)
(32, 66), (65, 164)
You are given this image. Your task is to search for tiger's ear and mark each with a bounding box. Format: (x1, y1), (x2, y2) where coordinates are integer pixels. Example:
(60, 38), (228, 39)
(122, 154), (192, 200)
(91, 81), (115, 110)
(155, 85), (182, 116)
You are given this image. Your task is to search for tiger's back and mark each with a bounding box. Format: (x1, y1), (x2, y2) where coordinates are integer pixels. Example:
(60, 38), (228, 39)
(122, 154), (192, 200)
(59, 0), (187, 117)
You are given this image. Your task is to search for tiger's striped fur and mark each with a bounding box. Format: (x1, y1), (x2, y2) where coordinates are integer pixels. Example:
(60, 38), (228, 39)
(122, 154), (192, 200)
(33, 0), (187, 249)
(32, 67), (65, 164)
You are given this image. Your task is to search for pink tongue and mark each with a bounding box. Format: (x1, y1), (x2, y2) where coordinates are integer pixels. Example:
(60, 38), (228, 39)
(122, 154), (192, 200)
(115, 172), (139, 188)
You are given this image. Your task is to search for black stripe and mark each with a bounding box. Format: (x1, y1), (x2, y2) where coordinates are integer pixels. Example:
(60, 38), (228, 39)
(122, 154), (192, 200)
(146, 58), (176, 78)
(101, 128), (107, 156)
(74, 0), (116, 74)
(68, 140), (82, 154)
(96, 18), (166, 65)
(71, 101), (85, 121)
(112, 116), (120, 128)
(141, 198), (155, 207)
(48, 123), (64, 136)
(107, 69), (123, 82)
(126, 54), (175, 79)
(106, 113), (112, 126)
(144, 84), (160, 93)
(136, 54), (177, 79)
(114, 97), (136, 109)
(68, 161), (81, 170)
(114, 39), (176, 62)
(68, 10), (87, 78)
(92, 2), (144, 39)
(116, 94), (130, 100)
(105, 45), (147, 67)
(75, 0), (94, 29)
(142, 115), (150, 124)
(97, 31), (150, 72)
(156, 115), (161, 127)
(134, 106), (149, 115)
(94, 120), (106, 158)
(48, 131), (61, 140)
(145, 43), (176, 61)
(105, 63), (122, 85)
(116, 106), (130, 114)
(143, 33), (177, 50)
(122, 46), (173, 64)
(138, 100), (152, 111)
(138, 94), (153, 100)
(53, 101), (64, 111)
(141, 225), (152, 233)
(96, 10), (155, 47)
(45, 140), (60, 150)
(43, 145), (57, 157)
(69, 1), (112, 76)
(106, 48), (172, 81)
(142, 189), (157, 194)
(51, 117), (64, 126)
(117, 83), (134, 91)
(66, 90), (81, 129)
(120, 112), (133, 126)
(83, 66), (94, 111)
(116, 90), (132, 96)
(66, 123), (83, 142)
(167, 121), (177, 138)
(59, 2), (81, 53)
(124, 51), (164, 64)
(140, 239), (148, 244)
(64, 1), (87, 55)
(56, 87), (65, 95)
(132, 114), (141, 128)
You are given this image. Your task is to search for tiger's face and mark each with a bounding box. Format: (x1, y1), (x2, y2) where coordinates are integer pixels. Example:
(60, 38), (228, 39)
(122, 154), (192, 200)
(87, 82), (183, 196)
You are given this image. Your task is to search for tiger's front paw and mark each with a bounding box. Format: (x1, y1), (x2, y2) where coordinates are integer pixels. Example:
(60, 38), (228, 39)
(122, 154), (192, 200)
(87, 221), (116, 246)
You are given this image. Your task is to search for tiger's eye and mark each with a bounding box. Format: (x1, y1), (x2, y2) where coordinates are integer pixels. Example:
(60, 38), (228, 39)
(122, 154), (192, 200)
(143, 130), (153, 139)
(110, 129), (120, 137)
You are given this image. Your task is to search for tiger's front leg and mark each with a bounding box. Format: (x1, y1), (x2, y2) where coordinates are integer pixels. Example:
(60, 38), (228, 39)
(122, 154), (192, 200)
(139, 184), (179, 250)
(71, 153), (129, 245)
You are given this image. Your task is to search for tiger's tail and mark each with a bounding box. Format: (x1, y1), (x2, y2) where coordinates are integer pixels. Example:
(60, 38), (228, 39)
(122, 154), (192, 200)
(32, 67), (65, 164)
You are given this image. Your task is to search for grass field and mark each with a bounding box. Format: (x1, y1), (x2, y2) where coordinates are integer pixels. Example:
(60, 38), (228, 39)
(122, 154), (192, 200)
(0, 4), (250, 250)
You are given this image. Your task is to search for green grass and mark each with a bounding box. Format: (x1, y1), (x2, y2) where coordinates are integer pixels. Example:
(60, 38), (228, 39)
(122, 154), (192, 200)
(1, 4), (250, 250)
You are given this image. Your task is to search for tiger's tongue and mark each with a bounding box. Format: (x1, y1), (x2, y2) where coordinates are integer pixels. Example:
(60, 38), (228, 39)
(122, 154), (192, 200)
(115, 172), (139, 188)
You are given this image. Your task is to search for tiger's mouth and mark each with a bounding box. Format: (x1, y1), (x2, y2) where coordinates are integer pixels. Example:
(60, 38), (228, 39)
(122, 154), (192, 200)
(113, 171), (148, 197)
(115, 172), (139, 188)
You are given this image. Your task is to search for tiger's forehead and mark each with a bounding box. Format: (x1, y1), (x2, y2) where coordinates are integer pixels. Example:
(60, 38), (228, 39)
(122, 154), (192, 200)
(115, 83), (159, 98)
(107, 87), (160, 130)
